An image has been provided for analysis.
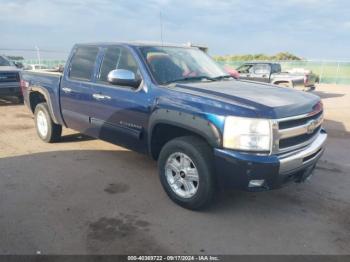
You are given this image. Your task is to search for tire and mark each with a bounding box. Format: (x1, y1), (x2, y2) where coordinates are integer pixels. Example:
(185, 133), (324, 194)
(34, 103), (62, 143)
(158, 136), (215, 210)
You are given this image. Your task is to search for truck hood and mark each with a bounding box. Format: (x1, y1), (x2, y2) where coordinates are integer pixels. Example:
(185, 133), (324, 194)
(171, 80), (320, 119)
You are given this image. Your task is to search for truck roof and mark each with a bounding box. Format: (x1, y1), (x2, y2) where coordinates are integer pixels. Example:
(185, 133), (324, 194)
(242, 62), (280, 65)
(74, 41), (198, 49)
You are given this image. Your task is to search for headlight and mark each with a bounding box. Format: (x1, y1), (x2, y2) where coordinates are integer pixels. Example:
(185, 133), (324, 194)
(223, 116), (272, 151)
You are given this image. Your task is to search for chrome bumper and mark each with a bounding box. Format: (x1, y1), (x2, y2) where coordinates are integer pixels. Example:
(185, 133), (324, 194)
(279, 130), (327, 174)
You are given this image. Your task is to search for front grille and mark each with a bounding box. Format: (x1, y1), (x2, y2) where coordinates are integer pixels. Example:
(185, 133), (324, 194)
(0, 72), (19, 83)
(279, 111), (323, 130)
(273, 109), (324, 154)
(279, 126), (321, 149)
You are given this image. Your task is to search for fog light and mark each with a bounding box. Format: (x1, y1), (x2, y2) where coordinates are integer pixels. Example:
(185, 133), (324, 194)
(248, 179), (265, 187)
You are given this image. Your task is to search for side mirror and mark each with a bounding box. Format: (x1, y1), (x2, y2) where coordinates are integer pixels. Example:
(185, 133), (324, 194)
(107, 69), (140, 88)
(14, 62), (24, 69)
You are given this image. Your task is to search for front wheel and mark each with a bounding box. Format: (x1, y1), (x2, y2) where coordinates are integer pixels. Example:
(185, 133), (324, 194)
(34, 103), (62, 143)
(158, 136), (215, 210)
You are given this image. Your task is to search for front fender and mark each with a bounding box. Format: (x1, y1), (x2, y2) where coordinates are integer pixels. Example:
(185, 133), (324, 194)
(148, 108), (223, 149)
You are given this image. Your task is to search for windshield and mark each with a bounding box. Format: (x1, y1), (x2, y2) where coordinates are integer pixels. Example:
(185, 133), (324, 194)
(0, 56), (12, 66)
(140, 46), (228, 85)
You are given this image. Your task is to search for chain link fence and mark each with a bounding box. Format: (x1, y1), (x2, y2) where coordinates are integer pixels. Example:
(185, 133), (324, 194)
(217, 60), (350, 85)
(22, 59), (66, 69)
(21, 59), (350, 85)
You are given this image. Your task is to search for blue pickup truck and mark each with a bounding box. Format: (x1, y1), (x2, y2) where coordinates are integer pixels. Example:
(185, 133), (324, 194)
(20, 42), (327, 209)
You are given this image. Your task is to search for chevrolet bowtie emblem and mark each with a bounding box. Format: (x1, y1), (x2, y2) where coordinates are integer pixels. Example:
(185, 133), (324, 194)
(306, 119), (317, 134)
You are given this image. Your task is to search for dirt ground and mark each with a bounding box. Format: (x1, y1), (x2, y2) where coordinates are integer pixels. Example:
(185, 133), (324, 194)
(0, 84), (349, 255)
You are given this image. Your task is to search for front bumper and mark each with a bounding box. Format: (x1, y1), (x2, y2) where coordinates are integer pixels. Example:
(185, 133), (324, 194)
(214, 129), (327, 191)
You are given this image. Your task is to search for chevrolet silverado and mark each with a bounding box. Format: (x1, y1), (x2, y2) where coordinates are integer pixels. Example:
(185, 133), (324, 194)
(20, 43), (327, 209)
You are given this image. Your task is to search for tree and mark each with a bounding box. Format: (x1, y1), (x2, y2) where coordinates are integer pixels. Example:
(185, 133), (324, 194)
(6, 56), (24, 61)
(213, 52), (302, 61)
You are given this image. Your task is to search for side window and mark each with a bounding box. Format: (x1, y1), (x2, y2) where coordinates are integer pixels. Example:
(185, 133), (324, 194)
(98, 46), (140, 84)
(237, 64), (253, 74)
(253, 64), (270, 74)
(69, 46), (99, 81)
(275, 64), (281, 73)
(271, 64), (279, 73)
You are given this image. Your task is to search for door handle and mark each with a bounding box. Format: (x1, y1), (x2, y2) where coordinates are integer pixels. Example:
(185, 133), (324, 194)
(92, 93), (111, 100)
(62, 87), (72, 93)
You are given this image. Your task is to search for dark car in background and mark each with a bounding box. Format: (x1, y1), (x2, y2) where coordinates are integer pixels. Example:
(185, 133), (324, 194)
(237, 62), (319, 91)
(0, 55), (23, 103)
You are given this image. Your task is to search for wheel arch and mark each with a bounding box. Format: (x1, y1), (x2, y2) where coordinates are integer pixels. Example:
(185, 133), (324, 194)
(272, 80), (293, 87)
(29, 87), (60, 124)
(148, 109), (222, 160)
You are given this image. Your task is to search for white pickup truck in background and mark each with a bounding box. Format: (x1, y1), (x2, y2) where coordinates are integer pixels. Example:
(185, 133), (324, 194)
(237, 62), (319, 91)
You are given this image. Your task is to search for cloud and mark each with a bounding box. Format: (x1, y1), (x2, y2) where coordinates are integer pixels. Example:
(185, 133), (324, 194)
(344, 21), (350, 28)
(0, 0), (349, 59)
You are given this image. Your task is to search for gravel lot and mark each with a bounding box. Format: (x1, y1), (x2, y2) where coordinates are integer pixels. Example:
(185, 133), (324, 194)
(0, 84), (349, 255)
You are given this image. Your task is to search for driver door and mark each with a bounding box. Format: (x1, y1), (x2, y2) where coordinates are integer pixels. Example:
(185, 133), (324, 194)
(250, 64), (271, 83)
(88, 45), (150, 153)
(237, 64), (253, 80)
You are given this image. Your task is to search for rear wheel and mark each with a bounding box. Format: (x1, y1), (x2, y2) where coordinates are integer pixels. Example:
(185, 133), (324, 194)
(34, 103), (62, 143)
(158, 136), (215, 210)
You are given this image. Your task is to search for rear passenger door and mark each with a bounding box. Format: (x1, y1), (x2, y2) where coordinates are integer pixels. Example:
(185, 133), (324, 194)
(88, 45), (150, 153)
(60, 46), (99, 134)
(250, 64), (271, 83)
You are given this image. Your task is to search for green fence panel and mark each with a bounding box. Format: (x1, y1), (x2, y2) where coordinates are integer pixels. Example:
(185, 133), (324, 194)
(22, 59), (66, 69)
(20, 59), (350, 85)
(217, 60), (350, 85)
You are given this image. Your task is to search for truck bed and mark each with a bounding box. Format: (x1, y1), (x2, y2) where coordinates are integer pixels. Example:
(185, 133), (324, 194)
(20, 70), (64, 125)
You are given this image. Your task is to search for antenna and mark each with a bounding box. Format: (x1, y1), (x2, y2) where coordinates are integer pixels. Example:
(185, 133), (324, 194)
(159, 11), (164, 45)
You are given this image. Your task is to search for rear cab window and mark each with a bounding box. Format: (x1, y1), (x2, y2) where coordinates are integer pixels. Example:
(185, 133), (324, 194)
(237, 64), (253, 74)
(69, 46), (99, 81)
(272, 64), (281, 73)
(0, 56), (12, 66)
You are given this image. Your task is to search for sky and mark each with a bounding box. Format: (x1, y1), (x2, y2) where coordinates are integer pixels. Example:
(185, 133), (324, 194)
(0, 0), (349, 60)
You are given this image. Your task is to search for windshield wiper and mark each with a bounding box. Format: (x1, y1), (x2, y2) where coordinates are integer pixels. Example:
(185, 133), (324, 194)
(163, 76), (215, 85)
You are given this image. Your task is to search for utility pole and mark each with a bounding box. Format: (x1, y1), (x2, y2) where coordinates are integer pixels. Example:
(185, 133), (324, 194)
(35, 46), (41, 65)
(159, 11), (164, 46)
